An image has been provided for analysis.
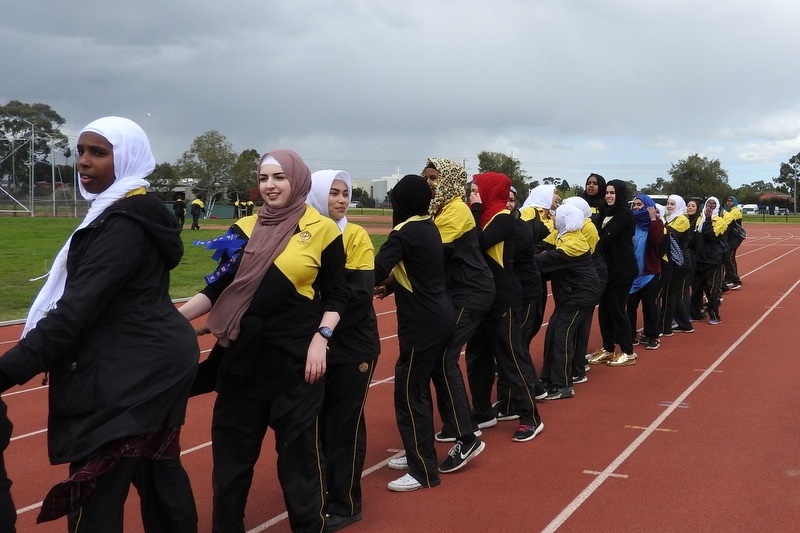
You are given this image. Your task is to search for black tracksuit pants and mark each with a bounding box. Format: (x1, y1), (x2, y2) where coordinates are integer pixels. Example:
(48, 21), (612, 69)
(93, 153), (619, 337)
(432, 305), (486, 440)
(394, 344), (443, 488)
(321, 360), (375, 518)
(466, 307), (542, 427)
(211, 394), (325, 533)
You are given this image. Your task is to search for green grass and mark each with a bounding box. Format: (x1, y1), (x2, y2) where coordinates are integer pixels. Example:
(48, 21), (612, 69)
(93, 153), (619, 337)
(0, 217), (388, 322)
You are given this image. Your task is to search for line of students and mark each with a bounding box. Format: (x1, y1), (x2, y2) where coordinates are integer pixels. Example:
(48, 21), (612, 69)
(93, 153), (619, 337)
(0, 126), (747, 533)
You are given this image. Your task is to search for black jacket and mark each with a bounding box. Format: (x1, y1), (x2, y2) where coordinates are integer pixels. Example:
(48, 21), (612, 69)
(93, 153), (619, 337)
(0, 194), (198, 464)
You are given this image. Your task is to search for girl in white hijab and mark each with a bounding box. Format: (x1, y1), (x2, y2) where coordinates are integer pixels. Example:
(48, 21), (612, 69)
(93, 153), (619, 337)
(0, 116), (198, 530)
(307, 169), (379, 529)
(662, 193), (694, 335)
(23, 116), (154, 337)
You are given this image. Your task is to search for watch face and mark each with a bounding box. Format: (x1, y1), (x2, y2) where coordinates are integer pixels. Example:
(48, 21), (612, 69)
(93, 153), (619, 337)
(318, 326), (333, 339)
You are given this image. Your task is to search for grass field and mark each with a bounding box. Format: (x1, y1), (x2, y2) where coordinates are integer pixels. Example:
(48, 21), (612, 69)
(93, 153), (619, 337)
(0, 216), (388, 322)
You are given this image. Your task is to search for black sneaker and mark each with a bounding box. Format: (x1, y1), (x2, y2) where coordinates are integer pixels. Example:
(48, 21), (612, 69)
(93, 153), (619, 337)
(512, 421), (544, 442)
(572, 375), (588, 384)
(631, 334), (640, 346)
(434, 430), (457, 443)
(534, 380), (548, 400)
(543, 386), (574, 400)
(438, 438), (486, 473)
(325, 512), (362, 532)
(645, 338), (660, 350)
(673, 326), (694, 333)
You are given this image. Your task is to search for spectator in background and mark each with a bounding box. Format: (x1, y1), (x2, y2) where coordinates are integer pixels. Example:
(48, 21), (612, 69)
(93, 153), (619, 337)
(190, 195), (205, 230)
(173, 197), (186, 229)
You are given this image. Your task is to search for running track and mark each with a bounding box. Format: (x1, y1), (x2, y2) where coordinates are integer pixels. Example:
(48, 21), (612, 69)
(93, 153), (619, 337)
(2, 223), (800, 532)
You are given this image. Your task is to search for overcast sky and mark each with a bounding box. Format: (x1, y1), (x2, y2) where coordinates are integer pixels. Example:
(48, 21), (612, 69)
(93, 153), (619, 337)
(3, 0), (800, 188)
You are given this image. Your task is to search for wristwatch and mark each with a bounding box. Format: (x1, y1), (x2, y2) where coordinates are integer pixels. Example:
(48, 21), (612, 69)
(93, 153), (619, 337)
(317, 326), (333, 340)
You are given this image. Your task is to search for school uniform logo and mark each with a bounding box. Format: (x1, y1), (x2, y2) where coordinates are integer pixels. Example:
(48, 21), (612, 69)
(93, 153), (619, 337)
(298, 230), (312, 245)
(359, 362), (370, 373)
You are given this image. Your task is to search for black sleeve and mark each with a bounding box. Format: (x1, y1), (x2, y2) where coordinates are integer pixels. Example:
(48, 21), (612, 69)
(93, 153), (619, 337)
(0, 217), (148, 385)
(318, 234), (347, 316)
(535, 248), (571, 274)
(375, 229), (407, 285)
(477, 212), (515, 251)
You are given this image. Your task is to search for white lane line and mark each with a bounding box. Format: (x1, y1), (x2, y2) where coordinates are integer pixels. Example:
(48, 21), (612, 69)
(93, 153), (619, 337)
(541, 274), (800, 533)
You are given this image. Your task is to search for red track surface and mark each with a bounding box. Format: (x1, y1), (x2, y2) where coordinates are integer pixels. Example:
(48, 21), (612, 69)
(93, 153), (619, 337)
(3, 223), (800, 532)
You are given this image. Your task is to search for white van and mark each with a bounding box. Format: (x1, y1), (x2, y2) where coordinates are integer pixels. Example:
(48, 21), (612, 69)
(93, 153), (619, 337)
(740, 204), (758, 214)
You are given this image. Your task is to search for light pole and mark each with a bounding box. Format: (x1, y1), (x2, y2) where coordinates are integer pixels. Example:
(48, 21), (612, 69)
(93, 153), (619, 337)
(39, 132), (58, 216)
(22, 119), (35, 216)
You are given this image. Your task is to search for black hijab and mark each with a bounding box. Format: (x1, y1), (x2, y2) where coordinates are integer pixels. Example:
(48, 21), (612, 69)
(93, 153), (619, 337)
(600, 179), (631, 218)
(391, 174), (432, 226)
(582, 173), (607, 210)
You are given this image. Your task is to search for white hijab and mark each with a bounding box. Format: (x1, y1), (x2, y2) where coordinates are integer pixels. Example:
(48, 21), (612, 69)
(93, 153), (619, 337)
(562, 196), (591, 219)
(697, 196), (720, 233)
(666, 194), (686, 223)
(22, 116), (154, 337)
(555, 203), (585, 238)
(306, 169), (352, 231)
(522, 184), (556, 211)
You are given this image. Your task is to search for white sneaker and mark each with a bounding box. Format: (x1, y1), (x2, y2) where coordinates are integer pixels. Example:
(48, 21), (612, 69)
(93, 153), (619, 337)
(388, 455), (409, 470)
(388, 473), (422, 492)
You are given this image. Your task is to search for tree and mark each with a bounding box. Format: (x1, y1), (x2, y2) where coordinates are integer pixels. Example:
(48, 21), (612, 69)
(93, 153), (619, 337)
(641, 177), (670, 195)
(176, 131), (236, 201)
(0, 100), (69, 193)
(477, 151), (531, 199)
(777, 152), (800, 210)
(228, 148), (260, 201)
(668, 154), (731, 200)
(148, 162), (181, 199)
(734, 180), (774, 204)
(351, 186), (374, 207)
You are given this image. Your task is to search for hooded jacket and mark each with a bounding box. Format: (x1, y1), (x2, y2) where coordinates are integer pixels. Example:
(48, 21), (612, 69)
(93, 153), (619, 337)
(0, 194), (198, 464)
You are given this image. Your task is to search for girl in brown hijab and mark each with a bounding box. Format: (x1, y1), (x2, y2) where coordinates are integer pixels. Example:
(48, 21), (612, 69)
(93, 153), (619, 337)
(196, 150), (347, 533)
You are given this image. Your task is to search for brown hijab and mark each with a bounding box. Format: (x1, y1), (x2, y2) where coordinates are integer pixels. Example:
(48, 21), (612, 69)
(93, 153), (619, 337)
(206, 149), (312, 345)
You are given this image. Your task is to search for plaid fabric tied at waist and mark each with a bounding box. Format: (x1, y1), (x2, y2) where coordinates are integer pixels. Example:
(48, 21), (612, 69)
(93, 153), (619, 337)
(37, 426), (181, 523)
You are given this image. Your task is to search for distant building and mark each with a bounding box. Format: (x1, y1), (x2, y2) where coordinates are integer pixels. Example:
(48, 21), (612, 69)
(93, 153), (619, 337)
(352, 173), (403, 202)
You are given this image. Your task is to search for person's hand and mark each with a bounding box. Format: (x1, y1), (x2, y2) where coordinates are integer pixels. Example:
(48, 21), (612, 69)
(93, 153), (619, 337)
(374, 284), (387, 299)
(305, 335), (327, 383)
(647, 206), (658, 220)
(470, 191), (482, 205)
(195, 325), (210, 336)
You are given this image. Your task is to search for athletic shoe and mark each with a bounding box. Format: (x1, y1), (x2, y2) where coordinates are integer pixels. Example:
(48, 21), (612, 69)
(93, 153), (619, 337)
(606, 352), (637, 366)
(475, 416), (497, 429)
(495, 409), (519, 421)
(534, 381), (548, 400)
(645, 338), (660, 350)
(631, 334), (640, 346)
(438, 438), (486, 473)
(572, 375), (588, 384)
(325, 512), (362, 532)
(388, 456), (409, 470)
(387, 473), (422, 492)
(492, 401), (520, 421)
(674, 326), (694, 333)
(586, 348), (614, 365)
(543, 386), (574, 400)
(434, 431), (457, 443)
(512, 421), (544, 442)
(729, 283), (742, 290)
(708, 318), (720, 325)
(661, 331), (674, 337)
(671, 321), (679, 329)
